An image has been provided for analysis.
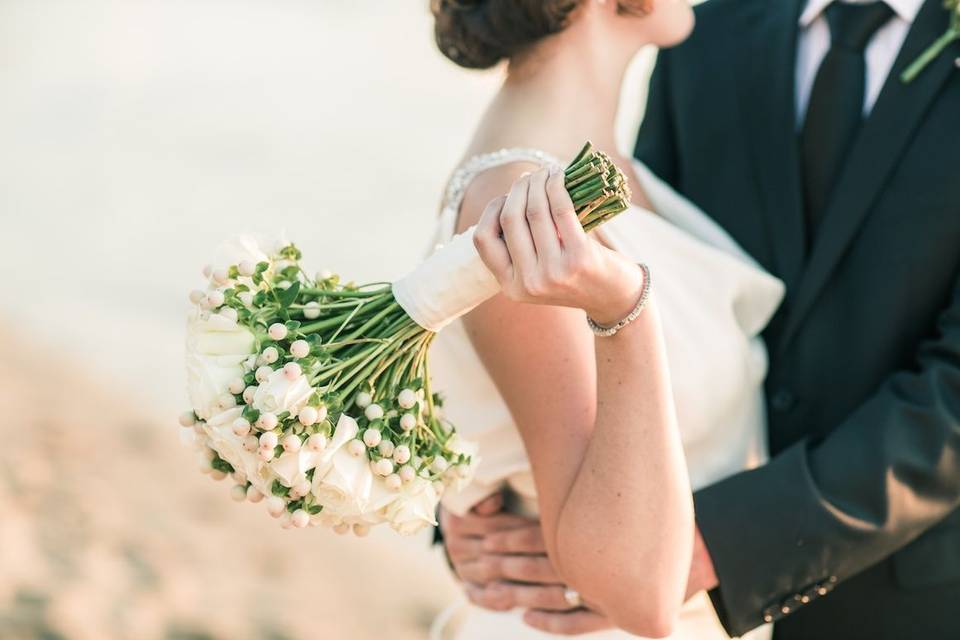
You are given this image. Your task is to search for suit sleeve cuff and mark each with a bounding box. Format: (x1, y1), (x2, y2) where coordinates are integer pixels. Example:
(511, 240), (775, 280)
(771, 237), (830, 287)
(693, 440), (835, 636)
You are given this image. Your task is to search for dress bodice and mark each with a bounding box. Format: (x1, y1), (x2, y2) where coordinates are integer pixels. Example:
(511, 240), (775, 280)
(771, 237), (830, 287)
(429, 149), (783, 640)
(430, 149), (784, 513)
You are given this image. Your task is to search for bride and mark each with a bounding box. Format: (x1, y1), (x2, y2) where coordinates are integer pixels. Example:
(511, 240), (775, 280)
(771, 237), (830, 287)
(427, 0), (784, 638)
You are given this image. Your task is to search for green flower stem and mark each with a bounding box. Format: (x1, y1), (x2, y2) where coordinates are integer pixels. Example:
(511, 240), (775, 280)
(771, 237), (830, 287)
(335, 327), (421, 400)
(300, 287), (387, 298)
(312, 341), (391, 385)
(338, 301), (404, 345)
(901, 27), (960, 83)
(299, 294), (393, 335)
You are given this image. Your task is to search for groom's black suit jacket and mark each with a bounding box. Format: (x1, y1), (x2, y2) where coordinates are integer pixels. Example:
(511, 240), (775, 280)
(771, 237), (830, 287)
(635, 0), (960, 637)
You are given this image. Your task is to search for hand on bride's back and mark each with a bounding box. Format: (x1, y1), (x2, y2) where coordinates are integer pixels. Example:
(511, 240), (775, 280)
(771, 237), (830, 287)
(474, 167), (643, 326)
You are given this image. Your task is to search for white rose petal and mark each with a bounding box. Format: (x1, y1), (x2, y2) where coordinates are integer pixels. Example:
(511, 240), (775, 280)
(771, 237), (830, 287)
(186, 315), (256, 420)
(202, 408), (272, 494)
(252, 369), (313, 416)
(269, 448), (323, 487)
(385, 480), (439, 535)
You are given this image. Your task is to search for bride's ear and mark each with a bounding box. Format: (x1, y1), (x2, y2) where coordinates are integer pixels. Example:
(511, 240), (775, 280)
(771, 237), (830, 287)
(590, 0), (656, 18)
(616, 0), (655, 16)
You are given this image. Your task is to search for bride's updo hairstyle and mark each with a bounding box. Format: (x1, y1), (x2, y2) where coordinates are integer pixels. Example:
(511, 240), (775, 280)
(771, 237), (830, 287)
(432, 0), (652, 70)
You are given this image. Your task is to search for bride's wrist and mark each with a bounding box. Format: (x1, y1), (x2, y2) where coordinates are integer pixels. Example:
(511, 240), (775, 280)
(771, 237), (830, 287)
(584, 261), (645, 327)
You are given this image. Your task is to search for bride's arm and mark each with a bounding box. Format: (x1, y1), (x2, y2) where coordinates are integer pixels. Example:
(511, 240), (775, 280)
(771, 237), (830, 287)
(457, 166), (693, 637)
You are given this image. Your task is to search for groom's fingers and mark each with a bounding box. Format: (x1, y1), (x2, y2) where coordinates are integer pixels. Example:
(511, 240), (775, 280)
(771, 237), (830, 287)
(482, 523), (547, 554)
(466, 582), (576, 612)
(523, 608), (616, 636)
(444, 534), (484, 565)
(470, 492), (504, 516)
(457, 554), (561, 585)
(443, 511), (533, 538)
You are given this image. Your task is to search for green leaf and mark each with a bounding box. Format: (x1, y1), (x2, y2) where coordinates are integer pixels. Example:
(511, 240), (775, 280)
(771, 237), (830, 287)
(256, 261), (270, 274)
(308, 504), (323, 515)
(271, 479), (290, 497)
(211, 457), (235, 474)
(278, 280), (301, 309)
(280, 244), (302, 261)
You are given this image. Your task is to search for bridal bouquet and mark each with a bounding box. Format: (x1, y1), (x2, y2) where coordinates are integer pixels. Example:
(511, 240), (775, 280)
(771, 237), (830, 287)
(180, 143), (631, 536)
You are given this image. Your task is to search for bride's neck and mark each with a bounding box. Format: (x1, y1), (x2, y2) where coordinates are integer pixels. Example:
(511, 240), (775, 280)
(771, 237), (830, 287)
(472, 27), (639, 162)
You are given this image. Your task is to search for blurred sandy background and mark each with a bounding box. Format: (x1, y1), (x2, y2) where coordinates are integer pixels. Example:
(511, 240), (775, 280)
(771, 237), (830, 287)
(0, 0), (654, 637)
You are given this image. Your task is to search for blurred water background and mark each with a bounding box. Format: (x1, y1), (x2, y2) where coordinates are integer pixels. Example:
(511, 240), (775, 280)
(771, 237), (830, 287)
(0, 1), (654, 637)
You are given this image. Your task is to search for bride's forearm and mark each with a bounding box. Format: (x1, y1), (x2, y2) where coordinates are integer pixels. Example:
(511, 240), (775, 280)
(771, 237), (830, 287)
(554, 298), (693, 637)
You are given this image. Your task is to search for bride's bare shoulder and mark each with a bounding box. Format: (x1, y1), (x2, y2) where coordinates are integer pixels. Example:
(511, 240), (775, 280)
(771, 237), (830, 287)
(454, 161), (542, 234)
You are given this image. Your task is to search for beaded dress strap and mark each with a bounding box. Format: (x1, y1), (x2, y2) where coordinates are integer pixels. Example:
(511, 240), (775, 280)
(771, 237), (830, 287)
(441, 148), (562, 216)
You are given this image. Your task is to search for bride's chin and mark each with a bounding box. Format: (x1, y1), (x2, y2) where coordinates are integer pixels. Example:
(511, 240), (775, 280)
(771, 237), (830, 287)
(649, 4), (696, 49)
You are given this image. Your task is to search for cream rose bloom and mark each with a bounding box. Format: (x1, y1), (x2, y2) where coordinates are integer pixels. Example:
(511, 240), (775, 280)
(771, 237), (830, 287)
(186, 311), (256, 420)
(204, 407), (273, 494)
(252, 369), (313, 416)
(309, 415), (393, 523)
(270, 449), (323, 487)
(385, 480), (440, 535)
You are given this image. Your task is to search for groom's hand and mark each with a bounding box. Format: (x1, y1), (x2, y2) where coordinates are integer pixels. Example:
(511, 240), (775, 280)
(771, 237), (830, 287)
(440, 493), (616, 634)
(441, 494), (580, 611)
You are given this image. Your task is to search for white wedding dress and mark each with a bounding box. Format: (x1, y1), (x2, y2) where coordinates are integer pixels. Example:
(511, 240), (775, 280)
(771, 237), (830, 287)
(429, 149), (784, 640)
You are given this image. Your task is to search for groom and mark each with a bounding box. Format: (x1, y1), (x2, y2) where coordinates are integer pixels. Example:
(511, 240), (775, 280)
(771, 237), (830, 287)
(441, 0), (960, 638)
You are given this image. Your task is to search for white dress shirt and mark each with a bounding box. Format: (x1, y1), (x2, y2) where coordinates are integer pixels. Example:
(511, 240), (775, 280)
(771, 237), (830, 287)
(795, 0), (925, 126)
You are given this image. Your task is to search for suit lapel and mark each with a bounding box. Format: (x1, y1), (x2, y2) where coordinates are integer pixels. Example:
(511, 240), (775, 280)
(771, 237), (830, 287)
(736, 0), (808, 294)
(778, 0), (959, 352)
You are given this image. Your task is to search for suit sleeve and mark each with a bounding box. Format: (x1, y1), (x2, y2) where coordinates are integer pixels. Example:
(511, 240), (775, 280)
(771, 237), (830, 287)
(633, 49), (679, 187)
(694, 270), (960, 636)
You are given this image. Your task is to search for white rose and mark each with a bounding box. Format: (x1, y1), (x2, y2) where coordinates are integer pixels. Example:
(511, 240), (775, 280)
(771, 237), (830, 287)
(312, 447), (373, 521)
(307, 414), (393, 524)
(443, 434), (480, 494)
(186, 314), (256, 420)
(253, 369), (313, 416)
(203, 408), (272, 494)
(385, 479), (439, 535)
(269, 448), (323, 487)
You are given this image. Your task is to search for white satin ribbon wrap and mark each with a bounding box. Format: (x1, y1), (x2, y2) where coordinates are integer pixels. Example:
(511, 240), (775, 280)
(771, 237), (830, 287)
(391, 227), (500, 332)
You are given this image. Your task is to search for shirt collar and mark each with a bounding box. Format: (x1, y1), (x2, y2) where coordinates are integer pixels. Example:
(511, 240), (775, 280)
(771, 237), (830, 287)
(799, 0), (925, 28)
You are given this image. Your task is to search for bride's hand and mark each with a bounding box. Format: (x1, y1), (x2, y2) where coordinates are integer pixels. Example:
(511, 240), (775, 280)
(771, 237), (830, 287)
(474, 167), (644, 326)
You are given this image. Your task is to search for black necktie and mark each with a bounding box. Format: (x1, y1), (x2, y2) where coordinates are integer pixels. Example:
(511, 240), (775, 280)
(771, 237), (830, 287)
(800, 1), (894, 241)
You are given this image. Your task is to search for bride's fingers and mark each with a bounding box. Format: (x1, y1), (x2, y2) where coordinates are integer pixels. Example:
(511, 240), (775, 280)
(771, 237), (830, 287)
(525, 168), (561, 263)
(546, 166), (586, 250)
(500, 174), (538, 276)
(474, 195), (511, 280)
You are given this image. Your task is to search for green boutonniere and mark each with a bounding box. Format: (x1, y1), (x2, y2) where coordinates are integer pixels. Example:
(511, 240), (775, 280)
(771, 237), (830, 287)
(901, 0), (960, 83)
